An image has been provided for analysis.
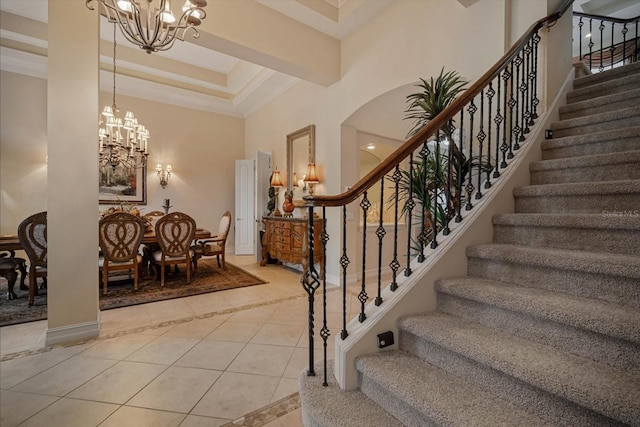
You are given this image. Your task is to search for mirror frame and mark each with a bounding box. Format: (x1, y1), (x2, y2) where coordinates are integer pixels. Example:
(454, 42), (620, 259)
(286, 124), (315, 207)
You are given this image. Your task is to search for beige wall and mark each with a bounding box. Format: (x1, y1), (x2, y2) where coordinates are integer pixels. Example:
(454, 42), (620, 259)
(0, 72), (245, 244)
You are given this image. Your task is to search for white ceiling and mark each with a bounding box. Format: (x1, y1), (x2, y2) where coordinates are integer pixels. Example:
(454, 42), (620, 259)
(0, 0), (392, 118)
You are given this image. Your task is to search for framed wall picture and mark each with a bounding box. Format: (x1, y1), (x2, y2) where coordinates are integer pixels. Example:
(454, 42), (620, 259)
(99, 164), (147, 205)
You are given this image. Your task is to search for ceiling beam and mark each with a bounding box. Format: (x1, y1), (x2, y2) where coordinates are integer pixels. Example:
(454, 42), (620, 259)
(192, 0), (340, 86)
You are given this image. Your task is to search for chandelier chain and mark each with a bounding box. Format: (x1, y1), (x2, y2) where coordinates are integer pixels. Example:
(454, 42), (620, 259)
(112, 23), (117, 112)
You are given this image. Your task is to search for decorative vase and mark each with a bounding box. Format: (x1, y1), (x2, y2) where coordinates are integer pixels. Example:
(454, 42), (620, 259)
(282, 191), (295, 217)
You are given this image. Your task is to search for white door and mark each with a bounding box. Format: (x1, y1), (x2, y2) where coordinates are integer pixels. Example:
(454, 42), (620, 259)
(235, 159), (254, 254)
(254, 151), (272, 262)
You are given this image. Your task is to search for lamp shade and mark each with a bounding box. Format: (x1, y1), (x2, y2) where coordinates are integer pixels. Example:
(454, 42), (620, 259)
(304, 163), (320, 183)
(270, 169), (284, 187)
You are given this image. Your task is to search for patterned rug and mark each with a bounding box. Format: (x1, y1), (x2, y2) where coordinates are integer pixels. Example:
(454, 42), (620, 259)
(0, 260), (267, 327)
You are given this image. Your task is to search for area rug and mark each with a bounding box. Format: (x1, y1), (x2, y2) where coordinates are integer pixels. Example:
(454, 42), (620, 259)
(0, 260), (268, 327)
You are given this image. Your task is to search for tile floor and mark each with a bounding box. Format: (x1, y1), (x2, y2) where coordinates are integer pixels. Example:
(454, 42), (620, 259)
(0, 255), (359, 427)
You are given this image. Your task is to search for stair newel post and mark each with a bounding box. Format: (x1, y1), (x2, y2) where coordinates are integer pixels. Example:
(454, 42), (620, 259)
(418, 141), (429, 262)
(340, 205), (349, 339)
(390, 165), (401, 291)
(465, 98), (476, 211)
(404, 152), (415, 277)
(319, 207), (330, 387)
(455, 110), (465, 223)
(375, 178), (386, 306)
(358, 191), (370, 322)
(531, 31), (541, 120)
(431, 130), (440, 249)
(476, 90), (485, 200)
(303, 206), (321, 377)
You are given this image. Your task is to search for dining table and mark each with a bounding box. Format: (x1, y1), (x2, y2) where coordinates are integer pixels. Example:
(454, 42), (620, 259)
(0, 235), (28, 299)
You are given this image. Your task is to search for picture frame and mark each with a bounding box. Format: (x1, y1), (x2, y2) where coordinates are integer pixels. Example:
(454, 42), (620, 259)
(99, 163), (147, 205)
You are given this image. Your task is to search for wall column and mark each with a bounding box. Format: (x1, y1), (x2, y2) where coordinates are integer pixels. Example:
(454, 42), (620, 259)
(46, 1), (100, 345)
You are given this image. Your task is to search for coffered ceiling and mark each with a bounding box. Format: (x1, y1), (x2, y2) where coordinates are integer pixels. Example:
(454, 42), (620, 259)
(0, 0), (393, 117)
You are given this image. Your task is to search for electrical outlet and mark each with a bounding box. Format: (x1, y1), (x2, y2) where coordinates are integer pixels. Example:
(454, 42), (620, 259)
(377, 331), (394, 348)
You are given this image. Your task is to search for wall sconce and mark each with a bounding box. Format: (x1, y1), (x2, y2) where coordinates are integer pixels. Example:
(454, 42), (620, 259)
(304, 163), (320, 195)
(270, 167), (284, 217)
(156, 163), (172, 188)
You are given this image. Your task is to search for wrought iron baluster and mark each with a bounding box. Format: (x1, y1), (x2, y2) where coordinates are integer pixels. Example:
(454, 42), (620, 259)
(507, 59), (516, 159)
(443, 119), (454, 235)
(493, 74), (503, 179)
(501, 65), (510, 168)
(418, 142), (429, 263)
(465, 99), (476, 210)
(303, 206), (321, 377)
(476, 90), (485, 200)
(390, 165), (401, 291)
(319, 207), (329, 386)
(579, 17), (584, 62)
(523, 39), (532, 133)
(359, 192), (370, 322)
(622, 23), (628, 64)
(340, 205), (349, 339)
(599, 20), (605, 71)
(588, 18), (594, 70)
(611, 22), (615, 69)
(455, 110), (464, 223)
(532, 31), (541, 120)
(405, 153), (415, 277)
(431, 130), (440, 249)
(513, 52), (523, 149)
(486, 82), (495, 188)
(375, 179), (386, 306)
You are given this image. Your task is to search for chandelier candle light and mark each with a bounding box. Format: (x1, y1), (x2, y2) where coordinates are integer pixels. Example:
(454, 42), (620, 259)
(99, 24), (150, 171)
(86, 0), (207, 54)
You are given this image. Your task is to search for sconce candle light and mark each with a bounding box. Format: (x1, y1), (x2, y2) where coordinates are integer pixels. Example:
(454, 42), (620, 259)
(156, 163), (172, 188)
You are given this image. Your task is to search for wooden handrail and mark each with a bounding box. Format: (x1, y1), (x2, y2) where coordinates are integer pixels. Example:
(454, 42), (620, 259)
(304, 0), (574, 208)
(573, 11), (640, 25)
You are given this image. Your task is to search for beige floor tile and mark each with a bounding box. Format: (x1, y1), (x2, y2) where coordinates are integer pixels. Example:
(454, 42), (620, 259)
(10, 356), (117, 396)
(191, 371), (279, 420)
(67, 361), (167, 404)
(0, 352), (72, 390)
(100, 405), (186, 427)
(0, 321), (46, 357)
(226, 304), (280, 323)
(138, 324), (178, 336)
(125, 336), (199, 365)
(161, 316), (225, 339)
(282, 347), (309, 379)
(0, 390), (58, 427)
(127, 366), (221, 413)
(145, 298), (197, 324)
(78, 334), (156, 360)
(227, 343), (294, 377)
(251, 324), (306, 347)
(174, 340), (245, 371)
(18, 397), (118, 427)
(204, 321), (262, 343)
(178, 414), (229, 427)
(271, 378), (299, 402)
(278, 408), (304, 427)
(182, 293), (235, 316)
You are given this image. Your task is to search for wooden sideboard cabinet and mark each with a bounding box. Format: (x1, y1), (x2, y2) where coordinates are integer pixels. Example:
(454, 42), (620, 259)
(261, 216), (324, 272)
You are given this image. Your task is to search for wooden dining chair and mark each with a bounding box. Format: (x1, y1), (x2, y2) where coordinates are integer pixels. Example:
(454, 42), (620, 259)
(191, 210), (231, 271)
(152, 211), (196, 286)
(17, 211), (47, 306)
(98, 212), (146, 295)
(143, 210), (165, 231)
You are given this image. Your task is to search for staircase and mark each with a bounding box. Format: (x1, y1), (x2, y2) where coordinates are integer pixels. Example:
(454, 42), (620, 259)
(301, 63), (640, 426)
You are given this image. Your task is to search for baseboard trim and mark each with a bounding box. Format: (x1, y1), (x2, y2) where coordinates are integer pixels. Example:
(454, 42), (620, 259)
(45, 316), (100, 346)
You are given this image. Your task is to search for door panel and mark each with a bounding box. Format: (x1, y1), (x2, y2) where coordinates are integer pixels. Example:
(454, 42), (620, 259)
(235, 159), (254, 254)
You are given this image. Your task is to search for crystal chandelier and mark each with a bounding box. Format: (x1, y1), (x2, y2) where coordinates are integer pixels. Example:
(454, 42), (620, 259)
(99, 24), (149, 171)
(86, 0), (207, 54)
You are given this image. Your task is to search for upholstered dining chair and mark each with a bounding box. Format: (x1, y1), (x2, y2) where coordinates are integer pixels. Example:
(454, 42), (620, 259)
(191, 210), (231, 271)
(98, 212), (146, 295)
(152, 211), (196, 286)
(17, 211), (47, 306)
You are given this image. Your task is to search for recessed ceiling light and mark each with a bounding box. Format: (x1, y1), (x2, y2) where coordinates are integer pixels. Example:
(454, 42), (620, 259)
(366, 144), (375, 150)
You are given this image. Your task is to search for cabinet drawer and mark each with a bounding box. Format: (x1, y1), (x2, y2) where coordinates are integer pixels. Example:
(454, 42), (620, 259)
(274, 227), (291, 237)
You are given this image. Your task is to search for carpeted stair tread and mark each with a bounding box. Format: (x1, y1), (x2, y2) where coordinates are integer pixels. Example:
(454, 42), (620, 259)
(355, 350), (550, 427)
(567, 73), (640, 104)
(398, 312), (640, 425)
(530, 150), (640, 172)
(572, 61), (640, 89)
(466, 243), (640, 279)
(559, 87), (640, 120)
(550, 105), (640, 137)
(300, 362), (404, 427)
(436, 277), (640, 344)
(541, 126), (640, 159)
(514, 179), (640, 197)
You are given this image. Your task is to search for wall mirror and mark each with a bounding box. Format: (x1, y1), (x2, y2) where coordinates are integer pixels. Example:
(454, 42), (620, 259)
(286, 124), (315, 206)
